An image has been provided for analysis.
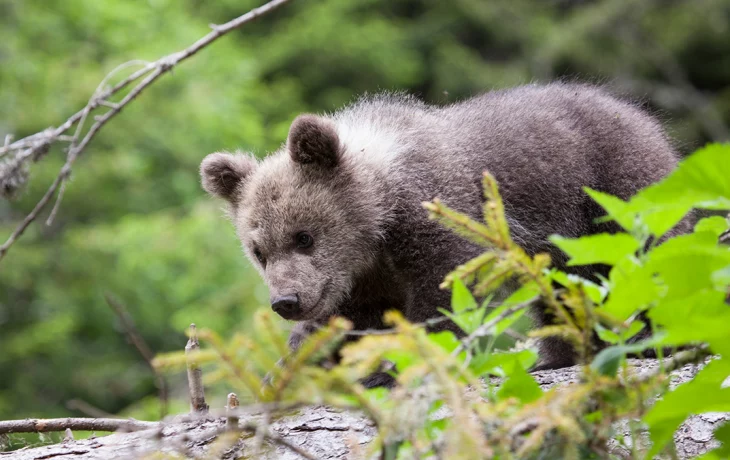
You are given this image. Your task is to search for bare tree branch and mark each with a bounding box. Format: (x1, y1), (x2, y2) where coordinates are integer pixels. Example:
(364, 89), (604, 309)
(0, 418), (159, 435)
(0, 0), (295, 262)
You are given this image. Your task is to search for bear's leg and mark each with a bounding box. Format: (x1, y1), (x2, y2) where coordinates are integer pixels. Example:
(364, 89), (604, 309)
(531, 336), (578, 371)
(529, 299), (579, 371)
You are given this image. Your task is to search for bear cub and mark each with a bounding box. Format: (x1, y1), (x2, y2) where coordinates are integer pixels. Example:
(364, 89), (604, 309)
(200, 83), (689, 378)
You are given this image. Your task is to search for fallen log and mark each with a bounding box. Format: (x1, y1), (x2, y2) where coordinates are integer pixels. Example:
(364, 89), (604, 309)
(0, 359), (726, 459)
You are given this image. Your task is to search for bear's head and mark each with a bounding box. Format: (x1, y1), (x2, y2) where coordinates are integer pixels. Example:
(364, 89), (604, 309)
(200, 115), (385, 322)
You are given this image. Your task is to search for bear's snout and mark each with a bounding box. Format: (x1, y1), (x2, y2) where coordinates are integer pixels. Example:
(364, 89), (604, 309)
(271, 294), (301, 320)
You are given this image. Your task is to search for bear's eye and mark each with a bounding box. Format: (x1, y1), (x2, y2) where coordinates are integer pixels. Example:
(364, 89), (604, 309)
(295, 231), (314, 249)
(253, 248), (266, 266)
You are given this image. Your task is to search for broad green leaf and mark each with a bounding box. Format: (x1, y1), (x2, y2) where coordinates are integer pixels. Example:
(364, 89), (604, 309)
(383, 349), (419, 373)
(649, 289), (730, 355)
(583, 188), (636, 231)
(594, 321), (645, 345)
(551, 270), (607, 303)
(550, 233), (641, 267)
(438, 307), (485, 335)
(502, 281), (540, 305)
(585, 145), (730, 238)
(364, 387), (391, 404)
(594, 324), (620, 344)
(590, 332), (667, 377)
(621, 321), (646, 341)
(712, 266), (730, 289)
(482, 302), (527, 337)
(626, 143), (730, 237)
(600, 261), (660, 321)
(695, 215), (730, 237)
(645, 229), (730, 298)
(428, 330), (461, 354)
(425, 418), (449, 440)
(469, 349), (539, 377)
(645, 358), (730, 457)
(451, 278), (478, 313)
(638, 144), (730, 210)
(496, 357), (543, 403)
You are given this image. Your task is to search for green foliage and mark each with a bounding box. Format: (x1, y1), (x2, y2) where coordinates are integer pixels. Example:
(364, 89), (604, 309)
(148, 143), (730, 458)
(550, 233), (641, 267)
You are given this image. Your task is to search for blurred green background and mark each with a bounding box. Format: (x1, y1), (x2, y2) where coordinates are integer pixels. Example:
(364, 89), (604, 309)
(1, 0), (729, 441)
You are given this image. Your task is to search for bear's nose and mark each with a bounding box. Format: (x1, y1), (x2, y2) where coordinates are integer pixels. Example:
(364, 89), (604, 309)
(271, 294), (301, 320)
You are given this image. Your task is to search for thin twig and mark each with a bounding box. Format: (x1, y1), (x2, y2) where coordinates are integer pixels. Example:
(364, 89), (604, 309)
(45, 180), (67, 226)
(104, 293), (169, 418)
(0, 418), (159, 435)
(0, 0), (295, 262)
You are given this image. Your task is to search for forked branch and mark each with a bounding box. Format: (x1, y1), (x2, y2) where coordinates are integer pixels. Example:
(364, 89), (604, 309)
(0, 0), (295, 262)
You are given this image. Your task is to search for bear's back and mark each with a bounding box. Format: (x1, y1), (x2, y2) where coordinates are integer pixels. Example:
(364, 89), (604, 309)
(330, 84), (683, 270)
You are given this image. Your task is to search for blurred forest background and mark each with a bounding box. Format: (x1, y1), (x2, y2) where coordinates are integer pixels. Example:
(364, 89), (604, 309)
(1, 0), (730, 432)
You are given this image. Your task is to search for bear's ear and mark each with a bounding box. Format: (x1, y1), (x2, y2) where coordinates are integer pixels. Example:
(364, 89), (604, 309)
(200, 152), (257, 202)
(287, 114), (341, 168)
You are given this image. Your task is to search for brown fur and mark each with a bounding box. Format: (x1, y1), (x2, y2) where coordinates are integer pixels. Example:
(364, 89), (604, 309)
(200, 82), (691, 376)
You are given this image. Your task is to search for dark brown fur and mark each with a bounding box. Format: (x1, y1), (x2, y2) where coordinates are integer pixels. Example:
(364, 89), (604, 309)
(200, 83), (691, 377)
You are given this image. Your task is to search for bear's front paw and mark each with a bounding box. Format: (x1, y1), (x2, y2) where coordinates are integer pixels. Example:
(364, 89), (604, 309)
(287, 320), (322, 352)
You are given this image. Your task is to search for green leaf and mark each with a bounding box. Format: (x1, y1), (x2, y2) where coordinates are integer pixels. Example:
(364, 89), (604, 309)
(496, 357), (543, 403)
(438, 307), (485, 335)
(649, 289), (730, 355)
(621, 321), (645, 341)
(502, 281), (540, 305)
(451, 278), (478, 313)
(470, 349), (538, 377)
(383, 349), (419, 373)
(583, 188), (636, 231)
(550, 233), (641, 267)
(694, 216), (730, 237)
(594, 324), (620, 344)
(712, 266), (730, 289)
(645, 231), (730, 299)
(551, 270), (607, 303)
(481, 302), (527, 337)
(585, 144), (730, 238)
(594, 321), (644, 345)
(440, 279), (486, 334)
(627, 143), (730, 237)
(428, 330), (461, 353)
(425, 418), (449, 441)
(600, 260), (660, 322)
(645, 358), (730, 457)
(364, 386), (391, 404)
(590, 333), (667, 377)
